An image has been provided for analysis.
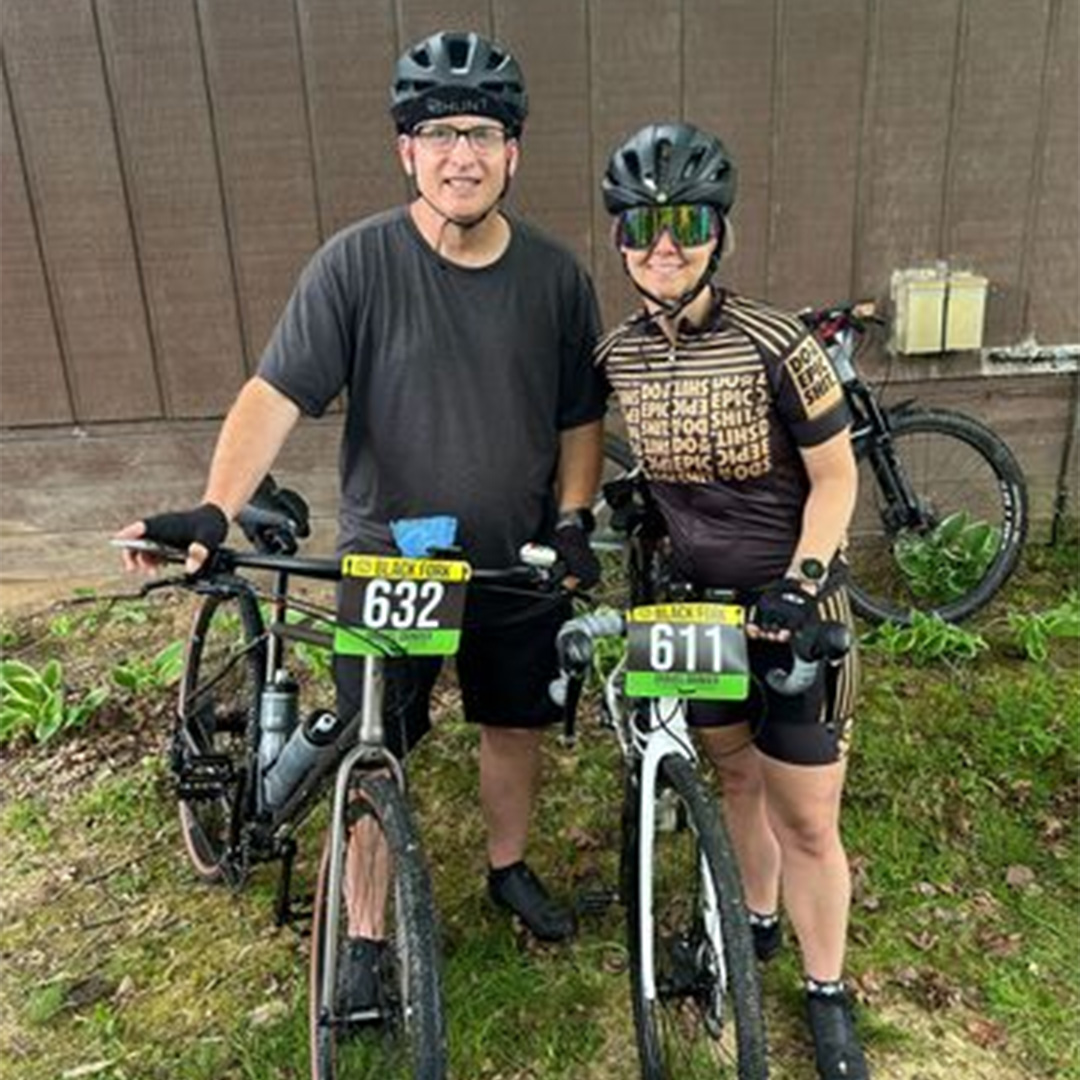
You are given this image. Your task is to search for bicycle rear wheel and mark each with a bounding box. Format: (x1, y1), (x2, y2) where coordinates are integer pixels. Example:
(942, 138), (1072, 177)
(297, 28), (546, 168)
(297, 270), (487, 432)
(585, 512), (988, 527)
(624, 752), (768, 1080)
(175, 589), (265, 883)
(309, 772), (446, 1080)
(849, 407), (1028, 623)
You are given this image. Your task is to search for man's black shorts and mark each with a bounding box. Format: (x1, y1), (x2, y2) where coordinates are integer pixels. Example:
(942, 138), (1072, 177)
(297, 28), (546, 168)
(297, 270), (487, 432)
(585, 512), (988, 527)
(334, 592), (572, 759)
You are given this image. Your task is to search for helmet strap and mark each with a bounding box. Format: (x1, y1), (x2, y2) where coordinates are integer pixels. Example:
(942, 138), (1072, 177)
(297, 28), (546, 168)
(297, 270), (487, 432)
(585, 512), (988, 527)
(622, 245), (722, 325)
(410, 167), (514, 246)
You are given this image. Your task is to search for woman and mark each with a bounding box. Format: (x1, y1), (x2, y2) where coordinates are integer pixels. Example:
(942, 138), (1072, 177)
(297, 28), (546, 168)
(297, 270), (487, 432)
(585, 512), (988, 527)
(596, 122), (869, 1080)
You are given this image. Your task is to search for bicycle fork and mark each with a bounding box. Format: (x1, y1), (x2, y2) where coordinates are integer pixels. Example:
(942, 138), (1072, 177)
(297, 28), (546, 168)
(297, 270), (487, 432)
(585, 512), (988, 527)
(633, 702), (727, 1003)
(317, 655), (396, 1029)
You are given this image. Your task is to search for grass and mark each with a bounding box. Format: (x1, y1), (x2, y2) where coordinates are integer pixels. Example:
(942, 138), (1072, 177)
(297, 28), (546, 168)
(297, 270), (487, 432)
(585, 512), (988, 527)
(0, 537), (1076, 1078)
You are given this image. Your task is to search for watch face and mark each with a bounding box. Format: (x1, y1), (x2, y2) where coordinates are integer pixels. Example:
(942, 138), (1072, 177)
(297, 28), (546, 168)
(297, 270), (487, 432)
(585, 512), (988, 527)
(799, 557), (827, 582)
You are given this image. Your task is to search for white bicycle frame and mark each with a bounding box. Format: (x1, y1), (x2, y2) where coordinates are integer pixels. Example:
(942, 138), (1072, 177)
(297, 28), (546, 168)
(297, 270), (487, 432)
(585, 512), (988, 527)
(604, 658), (729, 1008)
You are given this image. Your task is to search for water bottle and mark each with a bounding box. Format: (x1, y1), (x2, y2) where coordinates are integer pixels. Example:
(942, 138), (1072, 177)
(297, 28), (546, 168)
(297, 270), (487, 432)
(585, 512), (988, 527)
(262, 709), (343, 812)
(258, 670), (299, 774)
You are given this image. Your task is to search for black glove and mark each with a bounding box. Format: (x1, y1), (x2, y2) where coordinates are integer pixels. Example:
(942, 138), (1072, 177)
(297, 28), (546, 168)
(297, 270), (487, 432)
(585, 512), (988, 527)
(752, 577), (819, 635)
(552, 522), (601, 590)
(143, 503), (229, 553)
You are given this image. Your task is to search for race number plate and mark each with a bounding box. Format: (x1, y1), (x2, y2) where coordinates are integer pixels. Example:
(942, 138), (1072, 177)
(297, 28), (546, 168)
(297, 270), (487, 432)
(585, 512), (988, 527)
(625, 602), (750, 701)
(334, 555), (471, 657)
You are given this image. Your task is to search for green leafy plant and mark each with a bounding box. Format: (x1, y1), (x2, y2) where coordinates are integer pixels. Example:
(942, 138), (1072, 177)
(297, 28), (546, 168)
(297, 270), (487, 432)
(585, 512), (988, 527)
(894, 510), (1000, 603)
(863, 610), (988, 665)
(1007, 592), (1080, 662)
(0, 658), (109, 745)
(111, 640), (185, 693)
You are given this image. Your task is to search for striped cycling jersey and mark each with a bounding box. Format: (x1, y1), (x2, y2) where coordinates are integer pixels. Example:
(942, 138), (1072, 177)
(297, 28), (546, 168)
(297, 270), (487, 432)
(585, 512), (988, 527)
(597, 289), (851, 590)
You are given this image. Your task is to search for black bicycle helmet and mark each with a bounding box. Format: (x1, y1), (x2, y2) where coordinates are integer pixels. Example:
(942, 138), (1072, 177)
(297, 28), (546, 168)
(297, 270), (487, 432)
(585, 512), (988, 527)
(602, 122), (737, 214)
(390, 31), (528, 137)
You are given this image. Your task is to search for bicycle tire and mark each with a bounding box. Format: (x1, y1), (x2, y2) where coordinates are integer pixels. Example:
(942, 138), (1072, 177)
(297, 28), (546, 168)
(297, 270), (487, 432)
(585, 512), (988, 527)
(309, 772), (446, 1080)
(592, 432), (636, 552)
(175, 589), (265, 883)
(623, 752), (768, 1080)
(849, 407), (1028, 624)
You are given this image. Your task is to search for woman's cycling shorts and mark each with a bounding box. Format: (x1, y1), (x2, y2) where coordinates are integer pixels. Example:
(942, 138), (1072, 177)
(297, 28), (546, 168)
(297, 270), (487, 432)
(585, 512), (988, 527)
(688, 586), (860, 766)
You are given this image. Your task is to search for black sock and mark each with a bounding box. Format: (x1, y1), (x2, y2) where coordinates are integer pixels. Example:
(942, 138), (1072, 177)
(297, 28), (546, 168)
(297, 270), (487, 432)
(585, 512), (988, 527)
(489, 860), (526, 881)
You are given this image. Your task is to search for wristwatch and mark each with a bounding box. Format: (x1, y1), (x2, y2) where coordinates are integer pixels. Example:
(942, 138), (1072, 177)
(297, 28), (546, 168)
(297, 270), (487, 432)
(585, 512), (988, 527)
(556, 507), (596, 535)
(792, 556), (828, 590)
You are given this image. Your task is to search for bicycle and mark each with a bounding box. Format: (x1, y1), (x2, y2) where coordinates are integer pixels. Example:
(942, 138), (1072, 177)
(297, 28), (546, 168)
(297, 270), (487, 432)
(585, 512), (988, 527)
(597, 301), (1029, 624)
(114, 482), (565, 1080)
(553, 477), (851, 1079)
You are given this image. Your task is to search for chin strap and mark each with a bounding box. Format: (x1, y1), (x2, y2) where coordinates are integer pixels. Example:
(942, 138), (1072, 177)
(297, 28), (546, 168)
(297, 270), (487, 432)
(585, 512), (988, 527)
(412, 170), (514, 253)
(623, 244), (723, 325)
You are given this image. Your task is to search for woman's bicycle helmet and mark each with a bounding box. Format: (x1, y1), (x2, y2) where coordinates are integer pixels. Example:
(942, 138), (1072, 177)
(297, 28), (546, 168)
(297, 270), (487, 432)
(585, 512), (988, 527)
(390, 31), (528, 137)
(602, 122), (737, 214)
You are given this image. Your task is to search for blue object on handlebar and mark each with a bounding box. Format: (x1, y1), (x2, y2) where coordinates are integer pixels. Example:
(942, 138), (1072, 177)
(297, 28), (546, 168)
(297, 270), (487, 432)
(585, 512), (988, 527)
(390, 516), (459, 558)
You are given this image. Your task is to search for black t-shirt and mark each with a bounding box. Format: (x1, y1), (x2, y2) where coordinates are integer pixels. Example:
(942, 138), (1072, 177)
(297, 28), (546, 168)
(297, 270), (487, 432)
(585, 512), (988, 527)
(597, 290), (851, 589)
(258, 208), (606, 568)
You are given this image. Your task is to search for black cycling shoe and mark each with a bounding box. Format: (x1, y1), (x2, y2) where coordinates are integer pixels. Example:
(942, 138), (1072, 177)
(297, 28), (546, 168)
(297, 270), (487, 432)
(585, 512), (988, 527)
(337, 937), (386, 1024)
(750, 917), (783, 963)
(488, 861), (577, 942)
(806, 988), (871, 1079)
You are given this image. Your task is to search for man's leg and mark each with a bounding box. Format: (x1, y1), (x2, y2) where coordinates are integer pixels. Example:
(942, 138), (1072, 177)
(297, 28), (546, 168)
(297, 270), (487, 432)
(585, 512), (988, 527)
(479, 725), (543, 869)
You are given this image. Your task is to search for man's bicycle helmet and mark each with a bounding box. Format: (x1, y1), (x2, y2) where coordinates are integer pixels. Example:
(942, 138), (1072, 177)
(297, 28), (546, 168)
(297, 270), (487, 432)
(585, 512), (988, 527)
(390, 31), (528, 137)
(602, 122), (737, 214)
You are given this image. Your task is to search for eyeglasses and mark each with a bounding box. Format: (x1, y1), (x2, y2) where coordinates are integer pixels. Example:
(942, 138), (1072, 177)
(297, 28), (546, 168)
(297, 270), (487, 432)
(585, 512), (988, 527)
(616, 204), (720, 251)
(411, 123), (509, 155)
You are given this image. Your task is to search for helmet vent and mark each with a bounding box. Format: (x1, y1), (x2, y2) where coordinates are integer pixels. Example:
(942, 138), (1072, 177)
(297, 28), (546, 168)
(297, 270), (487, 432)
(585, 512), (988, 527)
(447, 37), (471, 71)
(684, 146), (707, 178)
(655, 138), (673, 186)
(413, 46), (432, 69)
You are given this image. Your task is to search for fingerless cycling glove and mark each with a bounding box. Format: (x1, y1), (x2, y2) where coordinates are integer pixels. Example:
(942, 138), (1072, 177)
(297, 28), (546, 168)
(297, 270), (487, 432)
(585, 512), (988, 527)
(142, 503), (229, 552)
(753, 577), (819, 635)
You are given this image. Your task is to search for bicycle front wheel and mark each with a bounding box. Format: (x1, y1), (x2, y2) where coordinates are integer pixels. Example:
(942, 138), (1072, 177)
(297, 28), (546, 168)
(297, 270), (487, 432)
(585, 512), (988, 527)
(849, 407), (1028, 624)
(175, 589), (265, 883)
(624, 753), (768, 1080)
(309, 772), (446, 1080)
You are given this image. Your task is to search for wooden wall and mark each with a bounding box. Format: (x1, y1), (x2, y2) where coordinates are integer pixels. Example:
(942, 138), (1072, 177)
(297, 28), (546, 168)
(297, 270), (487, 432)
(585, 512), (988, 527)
(2, 0), (1077, 430)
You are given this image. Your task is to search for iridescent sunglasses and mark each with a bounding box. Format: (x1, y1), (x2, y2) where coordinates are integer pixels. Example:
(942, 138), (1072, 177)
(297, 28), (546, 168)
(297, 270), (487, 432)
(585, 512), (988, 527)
(616, 204), (721, 251)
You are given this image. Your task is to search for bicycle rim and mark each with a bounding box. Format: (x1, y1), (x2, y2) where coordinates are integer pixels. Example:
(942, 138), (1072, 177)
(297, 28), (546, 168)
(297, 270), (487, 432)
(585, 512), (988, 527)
(625, 755), (768, 1080)
(309, 773), (446, 1080)
(849, 408), (1028, 624)
(175, 590), (264, 882)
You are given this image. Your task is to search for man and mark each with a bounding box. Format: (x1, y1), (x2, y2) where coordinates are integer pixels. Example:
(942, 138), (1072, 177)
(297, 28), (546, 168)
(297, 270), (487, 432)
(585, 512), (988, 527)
(119, 30), (606, 1002)
(597, 122), (868, 1079)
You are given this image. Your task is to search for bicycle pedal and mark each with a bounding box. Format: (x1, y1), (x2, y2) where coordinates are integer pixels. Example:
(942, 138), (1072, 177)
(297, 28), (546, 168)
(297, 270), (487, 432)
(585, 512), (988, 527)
(575, 886), (619, 916)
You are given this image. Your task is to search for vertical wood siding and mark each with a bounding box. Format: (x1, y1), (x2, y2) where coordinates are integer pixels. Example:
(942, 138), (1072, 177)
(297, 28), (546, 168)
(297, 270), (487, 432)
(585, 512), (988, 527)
(1, 0), (1076, 428)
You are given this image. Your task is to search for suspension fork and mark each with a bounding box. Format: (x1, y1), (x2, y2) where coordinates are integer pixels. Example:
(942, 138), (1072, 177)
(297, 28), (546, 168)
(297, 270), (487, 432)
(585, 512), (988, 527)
(850, 388), (927, 533)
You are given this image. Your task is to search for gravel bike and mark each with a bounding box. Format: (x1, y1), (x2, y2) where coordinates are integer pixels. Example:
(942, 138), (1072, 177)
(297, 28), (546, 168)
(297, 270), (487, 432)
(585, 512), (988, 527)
(555, 477), (851, 1079)
(114, 482), (563, 1080)
(598, 302), (1029, 624)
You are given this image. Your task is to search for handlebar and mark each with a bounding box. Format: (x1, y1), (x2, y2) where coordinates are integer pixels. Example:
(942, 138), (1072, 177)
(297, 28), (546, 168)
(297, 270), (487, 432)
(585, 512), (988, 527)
(763, 620), (852, 695)
(111, 538), (566, 590)
(548, 608), (852, 740)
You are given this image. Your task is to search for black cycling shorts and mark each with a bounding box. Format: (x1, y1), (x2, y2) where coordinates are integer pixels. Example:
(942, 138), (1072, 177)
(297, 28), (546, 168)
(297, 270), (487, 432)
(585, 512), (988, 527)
(334, 592), (571, 759)
(688, 587), (860, 766)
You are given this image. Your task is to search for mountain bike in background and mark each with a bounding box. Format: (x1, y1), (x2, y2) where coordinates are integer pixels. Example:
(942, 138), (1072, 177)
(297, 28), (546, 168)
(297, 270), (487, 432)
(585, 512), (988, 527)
(597, 302), (1029, 624)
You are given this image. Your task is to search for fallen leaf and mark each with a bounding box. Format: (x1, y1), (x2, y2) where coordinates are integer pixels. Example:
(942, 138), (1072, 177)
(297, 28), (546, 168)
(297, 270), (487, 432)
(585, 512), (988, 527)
(1005, 865), (1036, 889)
(248, 1000), (289, 1026)
(966, 1015), (1008, 1049)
